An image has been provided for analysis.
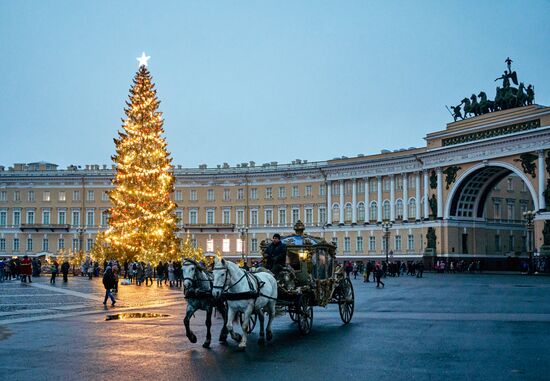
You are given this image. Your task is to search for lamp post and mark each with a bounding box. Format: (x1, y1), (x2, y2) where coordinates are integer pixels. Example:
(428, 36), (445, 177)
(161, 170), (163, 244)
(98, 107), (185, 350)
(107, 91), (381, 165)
(523, 211), (535, 275)
(238, 227), (248, 264)
(382, 221), (392, 264)
(76, 226), (86, 275)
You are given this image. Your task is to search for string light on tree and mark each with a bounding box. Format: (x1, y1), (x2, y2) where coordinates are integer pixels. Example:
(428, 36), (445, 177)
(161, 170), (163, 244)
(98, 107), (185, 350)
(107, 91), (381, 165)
(103, 53), (179, 263)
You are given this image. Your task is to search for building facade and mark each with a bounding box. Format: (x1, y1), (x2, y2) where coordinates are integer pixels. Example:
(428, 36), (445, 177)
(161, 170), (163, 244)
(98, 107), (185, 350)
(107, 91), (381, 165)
(0, 105), (549, 268)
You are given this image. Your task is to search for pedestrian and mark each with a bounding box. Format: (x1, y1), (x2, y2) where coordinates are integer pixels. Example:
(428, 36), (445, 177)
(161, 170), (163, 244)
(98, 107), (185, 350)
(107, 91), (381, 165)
(345, 261), (353, 278)
(61, 260), (70, 283)
(50, 259), (59, 284)
(352, 263), (358, 279)
(416, 261), (424, 278)
(168, 261), (175, 287)
(102, 266), (116, 306)
(87, 263), (93, 279)
(20, 255), (33, 283)
(0, 258), (5, 283)
(156, 261), (164, 286)
(375, 264), (385, 288)
(144, 262), (153, 286)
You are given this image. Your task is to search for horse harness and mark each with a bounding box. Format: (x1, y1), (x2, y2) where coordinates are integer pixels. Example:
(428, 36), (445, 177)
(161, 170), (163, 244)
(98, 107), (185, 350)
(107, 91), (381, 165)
(213, 265), (277, 301)
(183, 259), (213, 300)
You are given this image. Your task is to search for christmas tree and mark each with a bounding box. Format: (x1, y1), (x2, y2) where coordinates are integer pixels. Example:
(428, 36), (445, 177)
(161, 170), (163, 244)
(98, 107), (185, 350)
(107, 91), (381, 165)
(104, 53), (179, 263)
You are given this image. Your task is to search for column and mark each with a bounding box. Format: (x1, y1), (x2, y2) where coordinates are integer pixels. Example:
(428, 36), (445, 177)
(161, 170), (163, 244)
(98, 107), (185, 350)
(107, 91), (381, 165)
(339, 180), (344, 225)
(402, 173), (409, 221)
(415, 172), (421, 221)
(538, 150), (546, 211)
(327, 180), (332, 224)
(351, 179), (357, 224)
(437, 168), (443, 219)
(365, 177), (370, 224)
(377, 176), (383, 223)
(390, 175), (395, 222)
(423, 170), (429, 219)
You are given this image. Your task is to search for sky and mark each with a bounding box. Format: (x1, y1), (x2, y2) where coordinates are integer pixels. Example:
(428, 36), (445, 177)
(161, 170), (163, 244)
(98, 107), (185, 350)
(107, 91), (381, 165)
(0, 0), (549, 169)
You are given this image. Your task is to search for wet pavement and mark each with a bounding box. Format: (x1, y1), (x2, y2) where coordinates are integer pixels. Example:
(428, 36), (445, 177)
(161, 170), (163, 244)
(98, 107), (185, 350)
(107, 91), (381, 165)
(1, 273), (549, 380)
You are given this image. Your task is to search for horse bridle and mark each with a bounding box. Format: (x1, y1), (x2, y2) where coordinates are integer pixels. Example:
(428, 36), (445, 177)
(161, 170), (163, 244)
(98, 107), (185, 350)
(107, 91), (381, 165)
(212, 263), (248, 293)
(182, 259), (212, 289)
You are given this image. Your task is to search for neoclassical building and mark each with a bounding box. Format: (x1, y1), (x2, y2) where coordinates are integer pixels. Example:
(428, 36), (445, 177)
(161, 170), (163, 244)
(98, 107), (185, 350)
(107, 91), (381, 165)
(0, 105), (549, 268)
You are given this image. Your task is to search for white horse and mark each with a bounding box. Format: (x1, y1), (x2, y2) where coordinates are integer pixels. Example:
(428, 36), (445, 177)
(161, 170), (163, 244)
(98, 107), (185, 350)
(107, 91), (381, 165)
(212, 257), (277, 351)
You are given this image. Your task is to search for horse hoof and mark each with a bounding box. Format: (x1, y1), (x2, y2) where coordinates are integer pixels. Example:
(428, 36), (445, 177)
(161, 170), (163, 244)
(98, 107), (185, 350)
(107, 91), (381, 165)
(219, 334), (228, 343)
(233, 333), (242, 343)
(188, 334), (197, 344)
(202, 341), (211, 349)
(237, 344), (246, 351)
(258, 337), (265, 345)
(266, 331), (273, 342)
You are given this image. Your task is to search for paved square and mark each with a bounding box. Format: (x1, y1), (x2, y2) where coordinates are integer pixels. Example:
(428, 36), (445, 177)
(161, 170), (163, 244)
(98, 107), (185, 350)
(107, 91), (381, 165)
(1, 273), (549, 381)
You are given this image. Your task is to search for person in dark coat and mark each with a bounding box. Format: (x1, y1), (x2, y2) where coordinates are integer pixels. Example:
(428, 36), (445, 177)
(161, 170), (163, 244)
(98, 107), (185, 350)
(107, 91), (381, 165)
(264, 233), (286, 274)
(61, 260), (70, 283)
(102, 266), (116, 306)
(50, 259), (59, 284)
(375, 264), (385, 288)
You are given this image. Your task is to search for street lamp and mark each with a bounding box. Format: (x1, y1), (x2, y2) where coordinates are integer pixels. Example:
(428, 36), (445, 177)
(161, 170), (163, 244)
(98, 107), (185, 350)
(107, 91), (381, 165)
(382, 221), (392, 264)
(523, 211), (535, 275)
(238, 227), (248, 264)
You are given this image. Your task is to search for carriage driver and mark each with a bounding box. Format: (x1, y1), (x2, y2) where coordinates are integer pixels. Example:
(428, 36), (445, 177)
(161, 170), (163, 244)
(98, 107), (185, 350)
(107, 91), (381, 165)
(264, 233), (286, 275)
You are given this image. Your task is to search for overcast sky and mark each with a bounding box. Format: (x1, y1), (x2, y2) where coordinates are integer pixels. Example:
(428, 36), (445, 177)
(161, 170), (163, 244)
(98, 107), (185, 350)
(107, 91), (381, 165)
(1, 1), (549, 169)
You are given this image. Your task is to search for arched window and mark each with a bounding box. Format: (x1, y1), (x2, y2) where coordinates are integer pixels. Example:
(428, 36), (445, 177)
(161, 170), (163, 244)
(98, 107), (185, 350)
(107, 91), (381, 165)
(357, 202), (365, 222)
(383, 200), (390, 220)
(396, 199), (403, 220)
(332, 203), (340, 224)
(369, 201), (377, 222)
(345, 203), (352, 222)
(408, 198), (416, 220)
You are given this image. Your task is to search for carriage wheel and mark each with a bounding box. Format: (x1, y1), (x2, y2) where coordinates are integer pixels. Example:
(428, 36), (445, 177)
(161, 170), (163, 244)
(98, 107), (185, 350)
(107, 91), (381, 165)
(338, 277), (355, 324)
(239, 312), (257, 334)
(297, 296), (313, 335)
(289, 309), (298, 322)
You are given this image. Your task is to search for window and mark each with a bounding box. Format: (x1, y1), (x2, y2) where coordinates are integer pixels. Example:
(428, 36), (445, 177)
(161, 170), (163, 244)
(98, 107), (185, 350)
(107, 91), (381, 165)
(222, 239), (230, 253)
(396, 176), (403, 191)
(494, 202), (501, 220)
(58, 191), (66, 202)
(344, 181), (352, 195)
(13, 191), (20, 202)
(223, 189), (230, 201)
(250, 210), (258, 226)
(27, 210), (35, 224)
(236, 239), (243, 253)
(207, 189), (215, 201)
(278, 187), (286, 199)
(292, 208), (299, 224)
(206, 210), (215, 224)
(87, 238), (93, 252)
(0, 191), (7, 202)
(292, 186), (299, 198)
(265, 187), (272, 199)
(319, 207), (326, 225)
(190, 239), (197, 249)
(344, 237), (351, 252)
(175, 210), (183, 227)
(0, 238), (5, 252)
(206, 239), (214, 252)
(370, 179), (377, 193)
(507, 203), (515, 221)
(332, 237), (338, 251)
(237, 189), (244, 200)
(236, 210), (244, 225)
(175, 190), (183, 201)
(345, 204), (352, 222)
(358, 181), (365, 194)
(87, 190), (94, 201)
(522, 181), (527, 192)
(101, 191), (109, 202)
(408, 199), (416, 220)
(305, 186), (312, 197)
(495, 234), (501, 252)
(42, 191), (50, 202)
(356, 236), (363, 252)
(101, 211), (109, 226)
(332, 182), (339, 196)
(72, 238), (79, 251)
(222, 209), (231, 224)
(305, 208), (313, 225)
(509, 235), (515, 252)
(42, 210), (50, 224)
(395, 235), (402, 251)
(189, 210), (198, 224)
(250, 188), (258, 200)
(265, 209), (273, 225)
(27, 238), (33, 252)
(369, 202), (377, 221)
(369, 237), (376, 251)
(13, 238), (20, 252)
(28, 190), (35, 202)
(58, 210), (66, 225)
(86, 210), (94, 226)
(42, 238), (49, 252)
(382, 236), (387, 252)
(396, 200), (403, 220)
(72, 190), (79, 201)
(319, 184), (326, 196)
(251, 238), (258, 253)
(383, 200), (390, 220)
(357, 203), (365, 222)
(408, 235), (414, 250)
(383, 178), (390, 191)
(507, 178), (513, 191)
(0, 211), (6, 227)
(278, 209), (286, 225)
(332, 204), (339, 223)
(190, 190), (198, 201)
(13, 210), (21, 226)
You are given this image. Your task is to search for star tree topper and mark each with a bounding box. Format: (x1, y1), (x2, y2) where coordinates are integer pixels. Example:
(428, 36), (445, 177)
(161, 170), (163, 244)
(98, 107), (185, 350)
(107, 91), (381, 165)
(137, 52), (151, 67)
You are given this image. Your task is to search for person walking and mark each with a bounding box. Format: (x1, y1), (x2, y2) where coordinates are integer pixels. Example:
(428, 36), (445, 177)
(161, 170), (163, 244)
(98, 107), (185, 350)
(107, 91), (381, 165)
(0, 258), (5, 283)
(375, 264), (385, 288)
(20, 255), (32, 283)
(352, 263), (358, 279)
(156, 261), (164, 287)
(50, 259), (59, 285)
(61, 260), (70, 283)
(416, 261), (424, 278)
(102, 266), (116, 306)
(168, 261), (175, 287)
(145, 262), (153, 286)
